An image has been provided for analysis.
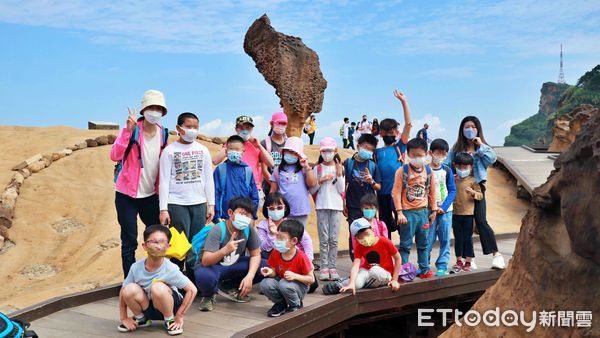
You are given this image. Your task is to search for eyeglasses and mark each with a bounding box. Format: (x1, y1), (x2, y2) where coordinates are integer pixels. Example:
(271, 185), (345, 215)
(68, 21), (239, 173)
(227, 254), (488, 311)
(146, 239), (169, 245)
(267, 205), (285, 211)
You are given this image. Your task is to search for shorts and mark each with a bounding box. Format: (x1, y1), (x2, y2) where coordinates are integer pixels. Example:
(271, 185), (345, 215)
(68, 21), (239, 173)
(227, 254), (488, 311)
(143, 289), (184, 320)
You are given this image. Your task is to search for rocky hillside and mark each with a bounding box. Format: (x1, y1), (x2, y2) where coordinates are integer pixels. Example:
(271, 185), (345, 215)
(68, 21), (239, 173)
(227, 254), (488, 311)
(504, 65), (600, 147)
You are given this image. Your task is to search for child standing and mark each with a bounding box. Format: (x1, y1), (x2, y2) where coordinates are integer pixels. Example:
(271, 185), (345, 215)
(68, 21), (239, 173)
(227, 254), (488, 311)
(261, 112), (288, 196)
(343, 133), (381, 259)
(350, 194), (388, 250)
(322, 218), (401, 295)
(159, 112), (215, 278)
(312, 137), (345, 281)
(118, 225), (197, 336)
(427, 139), (456, 276)
(450, 153), (483, 274)
(374, 90), (412, 240)
(392, 138), (437, 279)
(260, 220), (315, 317)
(213, 135), (259, 222)
(270, 137), (317, 228)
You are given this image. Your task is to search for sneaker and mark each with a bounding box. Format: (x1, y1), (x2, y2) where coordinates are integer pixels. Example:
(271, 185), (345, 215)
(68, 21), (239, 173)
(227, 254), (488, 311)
(218, 287), (251, 303)
(470, 258), (478, 270)
(418, 270), (434, 279)
(319, 268), (330, 281)
(491, 253), (505, 269)
(450, 261), (463, 274)
(117, 317), (152, 332)
(165, 319), (183, 336)
(267, 302), (287, 317)
(198, 295), (216, 311)
(322, 281), (342, 295)
(330, 269), (340, 281)
(286, 304), (303, 313)
(435, 269), (448, 276)
(462, 262), (473, 273)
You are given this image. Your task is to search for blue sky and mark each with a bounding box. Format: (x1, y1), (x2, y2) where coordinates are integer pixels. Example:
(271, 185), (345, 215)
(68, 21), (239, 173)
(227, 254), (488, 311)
(1, 0), (599, 145)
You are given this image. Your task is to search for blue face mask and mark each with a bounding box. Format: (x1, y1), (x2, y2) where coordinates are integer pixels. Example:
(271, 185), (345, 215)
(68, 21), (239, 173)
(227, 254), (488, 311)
(358, 148), (373, 160)
(362, 208), (376, 220)
(227, 150), (242, 163)
(268, 209), (285, 221)
(238, 130), (251, 141)
(284, 153), (298, 164)
(232, 214), (251, 230)
(456, 168), (471, 178)
(274, 239), (290, 253)
(463, 128), (478, 140)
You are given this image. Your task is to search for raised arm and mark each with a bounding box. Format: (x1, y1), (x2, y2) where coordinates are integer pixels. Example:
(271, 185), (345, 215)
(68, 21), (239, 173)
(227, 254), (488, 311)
(394, 90), (413, 143)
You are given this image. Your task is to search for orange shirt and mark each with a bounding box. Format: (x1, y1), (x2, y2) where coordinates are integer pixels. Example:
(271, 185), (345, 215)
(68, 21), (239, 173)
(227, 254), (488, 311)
(392, 165), (437, 211)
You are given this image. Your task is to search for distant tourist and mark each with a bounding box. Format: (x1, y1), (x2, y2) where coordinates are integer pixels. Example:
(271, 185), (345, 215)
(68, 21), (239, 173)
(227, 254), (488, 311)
(371, 118), (380, 136)
(341, 117), (350, 149)
(446, 116), (505, 269)
(416, 123), (430, 143)
(118, 225), (197, 336)
(110, 89), (169, 278)
(357, 115), (372, 134)
(347, 122), (357, 150)
(304, 114), (317, 145)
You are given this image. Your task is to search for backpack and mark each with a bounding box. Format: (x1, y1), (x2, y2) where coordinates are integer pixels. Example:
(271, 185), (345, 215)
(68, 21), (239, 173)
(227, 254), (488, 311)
(217, 163), (254, 213)
(0, 312), (38, 338)
(401, 163), (432, 198)
(339, 125), (344, 137)
(113, 125), (169, 183)
(189, 221), (250, 267)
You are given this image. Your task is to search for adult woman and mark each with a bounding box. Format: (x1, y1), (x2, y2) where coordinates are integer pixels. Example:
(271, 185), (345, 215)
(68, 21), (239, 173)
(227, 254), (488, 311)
(446, 116), (505, 269)
(304, 115), (317, 145)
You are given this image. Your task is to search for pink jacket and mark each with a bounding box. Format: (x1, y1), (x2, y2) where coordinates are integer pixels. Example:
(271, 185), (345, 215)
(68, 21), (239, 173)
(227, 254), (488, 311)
(110, 121), (167, 198)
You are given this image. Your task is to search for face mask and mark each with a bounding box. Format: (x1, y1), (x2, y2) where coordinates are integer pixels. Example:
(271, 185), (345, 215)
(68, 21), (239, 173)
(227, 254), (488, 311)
(144, 110), (162, 124)
(274, 239), (290, 253)
(146, 247), (167, 258)
(362, 209), (376, 220)
(284, 153), (298, 164)
(363, 118), (367, 121)
(456, 168), (471, 178)
(238, 129), (251, 141)
(409, 156), (426, 167)
(358, 148), (373, 160)
(232, 214), (251, 230)
(432, 155), (446, 166)
(180, 127), (199, 142)
(357, 233), (376, 247)
(273, 125), (286, 135)
(463, 127), (478, 140)
(321, 151), (334, 162)
(382, 135), (396, 145)
(227, 150), (242, 163)
(268, 209), (285, 221)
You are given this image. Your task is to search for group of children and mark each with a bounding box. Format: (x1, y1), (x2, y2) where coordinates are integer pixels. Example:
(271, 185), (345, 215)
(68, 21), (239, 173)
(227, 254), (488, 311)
(113, 89), (504, 335)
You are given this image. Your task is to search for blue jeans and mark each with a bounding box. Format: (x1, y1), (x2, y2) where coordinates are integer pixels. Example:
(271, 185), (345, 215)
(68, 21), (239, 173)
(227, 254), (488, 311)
(427, 211), (452, 271)
(194, 256), (268, 297)
(399, 209), (430, 272)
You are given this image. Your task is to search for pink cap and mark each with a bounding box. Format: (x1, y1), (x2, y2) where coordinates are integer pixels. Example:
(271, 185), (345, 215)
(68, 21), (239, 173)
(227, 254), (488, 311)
(271, 112), (288, 123)
(319, 137), (337, 151)
(282, 137), (307, 159)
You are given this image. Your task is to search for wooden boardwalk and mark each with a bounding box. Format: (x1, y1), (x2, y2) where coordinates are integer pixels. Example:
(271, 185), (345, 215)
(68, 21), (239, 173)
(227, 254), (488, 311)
(23, 237), (518, 338)
(494, 146), (558, 194)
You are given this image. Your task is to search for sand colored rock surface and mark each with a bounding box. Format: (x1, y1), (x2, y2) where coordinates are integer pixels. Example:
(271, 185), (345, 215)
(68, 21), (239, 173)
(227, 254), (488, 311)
(0, 126), (527, 312)
(548, 104), (597, 152)
(442, 109), (600, 337)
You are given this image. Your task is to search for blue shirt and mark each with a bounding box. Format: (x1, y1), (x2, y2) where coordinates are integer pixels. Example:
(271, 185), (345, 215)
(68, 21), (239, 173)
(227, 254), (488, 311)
(213, 160), (259, 221)
(445, 144), (497, 184)
(375, 139), (407, 195)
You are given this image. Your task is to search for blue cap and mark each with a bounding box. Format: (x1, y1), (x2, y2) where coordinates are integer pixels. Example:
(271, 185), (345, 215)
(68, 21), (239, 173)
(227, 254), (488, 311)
(350, 218), (371, 237)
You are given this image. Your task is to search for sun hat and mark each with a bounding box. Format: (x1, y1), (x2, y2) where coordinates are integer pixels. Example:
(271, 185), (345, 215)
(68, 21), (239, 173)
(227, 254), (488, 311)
(140, 90), (167, 115)
(350, 218), (371, 237)
(236, 115), (254, 127)
(281, 137), (307, 159)
(271, 112), (288, 124)
(319, 137), (337, 151)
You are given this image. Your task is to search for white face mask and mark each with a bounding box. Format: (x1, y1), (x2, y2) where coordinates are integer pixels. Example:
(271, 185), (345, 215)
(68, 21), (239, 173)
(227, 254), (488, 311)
(180, 127), (199, 142)
(408, 156), (426, 167)
(273, 125), (286, 135)
(321, 151), (334, 162)
(144, 110), (162, 124)
(432, 155), (446, 166)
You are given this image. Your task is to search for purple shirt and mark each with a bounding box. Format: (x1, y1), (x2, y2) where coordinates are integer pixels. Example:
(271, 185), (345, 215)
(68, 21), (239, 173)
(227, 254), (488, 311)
(270, 165), (311, 216)
(257, 219), (314, 260)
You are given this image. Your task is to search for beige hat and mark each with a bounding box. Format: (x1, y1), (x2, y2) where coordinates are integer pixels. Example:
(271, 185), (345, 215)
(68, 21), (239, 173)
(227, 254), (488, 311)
(140, 90), (167, 115)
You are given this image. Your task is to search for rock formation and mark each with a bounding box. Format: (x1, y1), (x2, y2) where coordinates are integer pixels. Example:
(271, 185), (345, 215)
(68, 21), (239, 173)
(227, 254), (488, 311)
(244, 14), (327, 136)
(443, 105), (600, 337)
(548, 104), (597, 152)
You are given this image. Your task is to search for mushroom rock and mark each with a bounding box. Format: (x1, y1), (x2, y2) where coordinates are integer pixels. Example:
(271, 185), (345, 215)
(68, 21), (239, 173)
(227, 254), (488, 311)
(441, 107), (600, 337)
(548, 104), (597, 152)
(244, 14), (327, 137)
